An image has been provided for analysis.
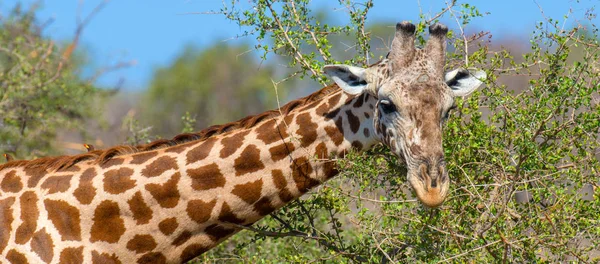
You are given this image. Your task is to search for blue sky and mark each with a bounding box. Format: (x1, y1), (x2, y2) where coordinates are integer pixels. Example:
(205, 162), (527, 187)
(4, 0), (598, 90)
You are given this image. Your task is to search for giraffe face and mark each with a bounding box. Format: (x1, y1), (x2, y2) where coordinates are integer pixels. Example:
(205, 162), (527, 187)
(324, 21), (486, 207)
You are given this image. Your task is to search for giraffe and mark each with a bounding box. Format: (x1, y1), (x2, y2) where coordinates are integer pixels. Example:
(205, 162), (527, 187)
(0, 21), (485, 263)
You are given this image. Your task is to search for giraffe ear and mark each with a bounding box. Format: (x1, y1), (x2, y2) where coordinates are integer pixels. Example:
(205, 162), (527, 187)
(323, 65), (369, 95)
(445, 69), (486, 97)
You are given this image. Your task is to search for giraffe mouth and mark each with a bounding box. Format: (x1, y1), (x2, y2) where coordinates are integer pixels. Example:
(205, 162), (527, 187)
(407, 163), (449, 208)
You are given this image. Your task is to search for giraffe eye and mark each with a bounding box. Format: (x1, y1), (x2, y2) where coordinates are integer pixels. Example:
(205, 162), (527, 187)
(379, 100), (396, 114)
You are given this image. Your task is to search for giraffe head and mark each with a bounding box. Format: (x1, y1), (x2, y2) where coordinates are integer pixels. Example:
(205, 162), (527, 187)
(324, 21), (486, 207)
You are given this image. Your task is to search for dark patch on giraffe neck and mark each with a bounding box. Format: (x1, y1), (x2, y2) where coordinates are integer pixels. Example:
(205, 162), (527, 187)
(128, 192), (153, 225)
(145, 172), (181, 208)
(291, 157), (319, 193)
(232, 179), (263, 205)
(218, 202), (245, 224)
(15, 191), (38, 245)
(103, 168), (135, 194)
(30, 228), (54, 263)
(346, 110), (361, 133)
(158, 218), (178, 236)
(220, 130), (251, 158)
(59, 247), (83, 264)
(44, 199), (82, 241)
(0, 197), (16, 253)
(73, 168), (97, 204)
(296, 113), (318, 147)
(187, 199), (217, 224)
(187, 163), (226, 190)
(1, 170), (22, 193)
(127, 234), (157, 254)
(233, 145), (265, 176)
(141, 156), (178, 178)
(90, 200), (126, 244)
(91, 250), (122, 264)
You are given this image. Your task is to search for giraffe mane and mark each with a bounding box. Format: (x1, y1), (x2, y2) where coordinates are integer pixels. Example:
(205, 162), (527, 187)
(0, 83), (341, 172)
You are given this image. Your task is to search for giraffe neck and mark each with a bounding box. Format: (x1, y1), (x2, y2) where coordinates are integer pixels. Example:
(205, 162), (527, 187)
(0, 85), (379, 263)
(165, 86), (378, 262)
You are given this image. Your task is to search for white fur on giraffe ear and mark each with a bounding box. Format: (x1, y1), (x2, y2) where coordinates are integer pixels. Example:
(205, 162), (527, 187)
(323, 65), (368, 95)
(445, 68), (486, 97)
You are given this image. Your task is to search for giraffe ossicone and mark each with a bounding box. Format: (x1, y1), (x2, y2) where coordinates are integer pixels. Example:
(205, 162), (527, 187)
(0, 21), (485, 263)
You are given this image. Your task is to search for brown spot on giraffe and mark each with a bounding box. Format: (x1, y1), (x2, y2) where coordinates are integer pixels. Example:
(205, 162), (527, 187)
(269, 142), (295, 162)
(254, 197), (275, 216)
(353, 93), (365, 108)
(315, 101), (330, 116)
(328, 91), (342, 106)
(44, 199), (81, 241)
(15, 191), (38, 245)
(218, 202), (244, 224)
(187, 163), (226, 190)
(296, 112), (318, 147)
(130, 151), (158, 164)
(180, 244), (210, 263)
(219, 130), (250, 158)
(271, 169), (293, 203)
(204, 224), (234, 241)
(346, 110), (361, 133)
(30, 228), (54, 263)
(324, 107), (340, 120)
(91, 250), (121, 264)
(291, 157), (319, 193)
(1, 171), (22, 193)
(25, 166), (46, 187)
(0, 197), (16, 253)
(145, 172), (181, 208)
(255, 119), (289, 145)
(186, 137), (217, 164)
(73, 168), (97, 204)
(171, 230), (192, 246)
(127, 191), (153, 225)
(6, 249), (28, 264)
(158, 217), (179, 235)
(100, 157), (125, 169)
(90, 200), (126, 243)
(59, 247), (83, 264)
(315, 143), (339, 179)
(137, 252), (167, 264)
(41, 175), (73, 194)
(187, 199), (216, 224)
(103, 168), (135, 194)
(324, 125), (344, 146)
(127, 234), (157, 254)
(231, 179), (263, 204)
(233, 145), (264, 176)
(141, 156), (178, 178)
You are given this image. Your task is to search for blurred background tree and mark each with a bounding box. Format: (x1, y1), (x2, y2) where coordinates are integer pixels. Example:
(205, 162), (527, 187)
(0, 3), (104, 159)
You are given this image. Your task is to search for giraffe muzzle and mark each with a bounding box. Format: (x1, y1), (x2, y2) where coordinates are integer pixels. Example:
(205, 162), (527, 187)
(409, 159), (449, 208)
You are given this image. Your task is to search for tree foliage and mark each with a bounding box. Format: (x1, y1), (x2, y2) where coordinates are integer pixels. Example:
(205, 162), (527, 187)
(0, 4), (102, 159)
(191, 0), (600, 262)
